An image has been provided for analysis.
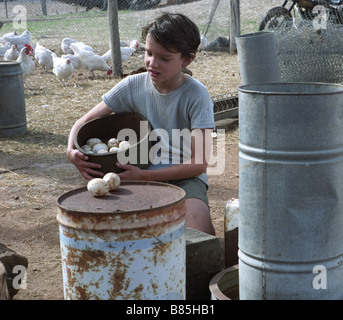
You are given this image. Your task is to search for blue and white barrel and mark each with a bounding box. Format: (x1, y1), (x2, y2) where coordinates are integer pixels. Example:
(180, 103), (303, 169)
(57, 181), (186, 300)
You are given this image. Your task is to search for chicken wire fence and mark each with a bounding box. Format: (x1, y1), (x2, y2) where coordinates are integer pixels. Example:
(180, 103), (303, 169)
(0, 0), (232, 57)
(268, 5), (343, 83)
(275, 22), (343, 83)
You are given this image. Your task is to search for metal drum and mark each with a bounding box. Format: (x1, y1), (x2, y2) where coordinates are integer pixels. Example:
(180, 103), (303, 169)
(238, 82), (343, 299)
(57, 181), (186, 300)
(236, 31), (281, 85)
(0, 61), (27, 137)
(224, 198), (239, 268)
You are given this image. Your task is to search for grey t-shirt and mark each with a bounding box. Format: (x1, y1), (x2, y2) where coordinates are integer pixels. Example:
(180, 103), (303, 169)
(102, 72), (215, 185)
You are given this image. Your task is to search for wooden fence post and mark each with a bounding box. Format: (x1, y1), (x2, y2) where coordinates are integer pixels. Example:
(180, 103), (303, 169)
(41, 0), (47, 16)
(230, 0), (240, 54)
(108, 0), (123, 77)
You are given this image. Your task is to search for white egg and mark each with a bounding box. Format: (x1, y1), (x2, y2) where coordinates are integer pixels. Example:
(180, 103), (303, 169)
(96, 149), (108, 154)
(103, 172), (121, 191)
(109, 147), (120, 153)
(87, 178), (109, 197)
(81, 144), (92, 153)
(107, 138), (119, 148)
(93, 143), (109, 153)
(86, 138), (102, 148)
(119, 140), (130, 150)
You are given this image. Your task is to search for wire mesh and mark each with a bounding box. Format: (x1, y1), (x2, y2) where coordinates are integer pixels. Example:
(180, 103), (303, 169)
(0, 0), (231, 55)
(273, 4), (343, 83)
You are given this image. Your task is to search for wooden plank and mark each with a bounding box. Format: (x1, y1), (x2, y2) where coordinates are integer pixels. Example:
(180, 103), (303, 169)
(215, 117), (238, 131)
(214, 107), (238, 121)
(230, 0), (240, 54)
(108, 0), (122, 77)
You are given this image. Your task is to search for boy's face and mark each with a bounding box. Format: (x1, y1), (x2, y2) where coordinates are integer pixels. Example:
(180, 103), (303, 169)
(144, 33), (192, 93)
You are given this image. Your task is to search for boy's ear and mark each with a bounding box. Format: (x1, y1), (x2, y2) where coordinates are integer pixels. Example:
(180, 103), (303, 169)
(182, 53), (195, 68)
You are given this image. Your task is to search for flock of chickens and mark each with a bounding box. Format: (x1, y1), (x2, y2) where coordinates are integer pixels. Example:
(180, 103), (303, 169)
(0, 29), (140, 87)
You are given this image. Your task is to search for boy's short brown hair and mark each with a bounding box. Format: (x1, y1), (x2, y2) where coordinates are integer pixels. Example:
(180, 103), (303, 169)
(142, 13), (201, 59)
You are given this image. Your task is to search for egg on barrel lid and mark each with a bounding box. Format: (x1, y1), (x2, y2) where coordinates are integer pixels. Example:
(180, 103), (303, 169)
(87, 178), (110, 197)
(86, 138), (102, 148)
(103, 172), (121, 191)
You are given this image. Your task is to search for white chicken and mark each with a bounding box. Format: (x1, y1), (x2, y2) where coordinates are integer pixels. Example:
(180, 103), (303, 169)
(3, 29), (31, 50)
(61, 37), (93, 54)
(61, 53), (81, 71)
(16, 44), (35, 87)
(70, 42), (112, 78)
(120, 40), (128, 47)
(130, 40), (142, 50)
(102, 46), (135, 65)
(61, 37), (76, 54)
(0, 43), (10, 57)
(71, 41), (94, 52)
(4, 44), (19, 60)
(0, 31), (17, 43)
(35, 42), (53, 72)
(199, 34), (208, 50)
(121, 47), (136, 61)
(61, 38), (76, 54)
(52, 52), (74, 87)
(4, 44), (18, 60)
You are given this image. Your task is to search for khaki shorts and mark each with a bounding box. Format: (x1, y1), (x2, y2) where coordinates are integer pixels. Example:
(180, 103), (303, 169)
(167, 177), (209, 207)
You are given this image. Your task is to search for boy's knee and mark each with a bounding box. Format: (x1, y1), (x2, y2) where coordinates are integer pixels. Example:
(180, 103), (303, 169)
(184, 198), (215, 235)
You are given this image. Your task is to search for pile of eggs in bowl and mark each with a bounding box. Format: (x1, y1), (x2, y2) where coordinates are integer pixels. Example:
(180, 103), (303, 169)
(82, 137), (131, 154)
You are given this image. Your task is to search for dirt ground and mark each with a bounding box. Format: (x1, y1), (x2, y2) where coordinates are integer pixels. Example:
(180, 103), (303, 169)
(0, 139), (239, 300)
(0, 0), (267, 296)
(0, 144), (239, 300)
(0, 49), (241, 300)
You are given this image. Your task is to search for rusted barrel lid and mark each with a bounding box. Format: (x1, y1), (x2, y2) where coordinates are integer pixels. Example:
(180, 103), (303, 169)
(57, 181), (186, 214)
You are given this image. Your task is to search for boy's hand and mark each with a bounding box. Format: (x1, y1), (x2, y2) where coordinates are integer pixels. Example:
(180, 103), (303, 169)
(116, 162), (145, 181)
(67, 148), (103, 180)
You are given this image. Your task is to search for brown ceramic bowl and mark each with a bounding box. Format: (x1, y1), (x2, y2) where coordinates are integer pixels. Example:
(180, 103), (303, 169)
(74, 113), (152, 174)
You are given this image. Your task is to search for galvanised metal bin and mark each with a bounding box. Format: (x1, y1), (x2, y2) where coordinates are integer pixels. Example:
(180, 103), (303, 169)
(236, 32), (281, 86)
(0, 61), (27, 137)
(238, 82), (343, 299)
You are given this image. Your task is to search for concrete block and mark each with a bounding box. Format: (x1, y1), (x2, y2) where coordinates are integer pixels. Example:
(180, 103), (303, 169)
(186, 228), (223, 300)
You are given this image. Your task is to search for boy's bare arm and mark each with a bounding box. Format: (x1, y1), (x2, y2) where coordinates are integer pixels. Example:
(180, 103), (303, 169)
(66, 101), (113, 180)
(117, 128), (212, 181)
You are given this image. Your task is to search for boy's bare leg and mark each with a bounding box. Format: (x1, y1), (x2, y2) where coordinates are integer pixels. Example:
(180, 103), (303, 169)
(184, 198), (215, 236)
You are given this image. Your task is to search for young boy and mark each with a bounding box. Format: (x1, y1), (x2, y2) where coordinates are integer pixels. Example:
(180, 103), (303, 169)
(67, 13), (216, 235)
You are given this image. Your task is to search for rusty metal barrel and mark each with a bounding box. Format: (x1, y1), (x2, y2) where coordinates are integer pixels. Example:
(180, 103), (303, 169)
(0, 61), (27, 137)
(56, 181), (186, 300)
(238, 82), (343, 299)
